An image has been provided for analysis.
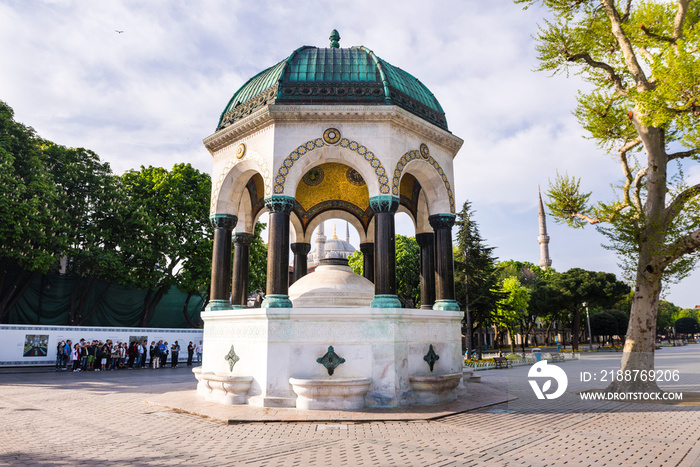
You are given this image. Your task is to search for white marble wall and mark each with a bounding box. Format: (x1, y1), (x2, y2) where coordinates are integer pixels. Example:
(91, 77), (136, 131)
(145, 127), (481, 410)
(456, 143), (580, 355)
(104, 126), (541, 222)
(199, 307), (462, 407)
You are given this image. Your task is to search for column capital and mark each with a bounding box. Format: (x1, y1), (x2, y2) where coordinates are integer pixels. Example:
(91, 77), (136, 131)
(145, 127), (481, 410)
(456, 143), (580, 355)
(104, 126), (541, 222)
(359, 242), (374, 254)
(210, 213), (237, 230)
(429, 213), (456, 230)
(369, 195), (399, 214)
(264, 195), (295, 213)
(290, 242), (311, 255)
(415, 232), (435, 247)
(232, 232), (255, 246)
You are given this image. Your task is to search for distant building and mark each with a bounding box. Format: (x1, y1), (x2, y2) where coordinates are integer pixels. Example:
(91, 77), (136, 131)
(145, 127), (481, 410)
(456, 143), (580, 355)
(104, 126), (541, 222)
(307, 222), (356, 266)
(538, 186), (552, 269)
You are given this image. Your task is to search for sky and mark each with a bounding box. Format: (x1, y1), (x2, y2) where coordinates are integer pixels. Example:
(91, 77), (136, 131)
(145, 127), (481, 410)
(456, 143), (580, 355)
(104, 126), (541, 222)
(1, 0), (697, 308)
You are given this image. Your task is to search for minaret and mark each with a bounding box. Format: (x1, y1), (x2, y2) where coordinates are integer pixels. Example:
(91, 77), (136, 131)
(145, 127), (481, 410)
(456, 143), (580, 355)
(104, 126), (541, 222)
(345, 222), (350, 243)
(538, 187), (552, 269)
(316, 222), (326, 264)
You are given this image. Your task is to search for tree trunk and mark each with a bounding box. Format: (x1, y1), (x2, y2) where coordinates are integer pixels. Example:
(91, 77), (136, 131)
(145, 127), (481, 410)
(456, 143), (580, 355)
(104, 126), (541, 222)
(571, 307), (581, 351)
(77, 282), (112, 326)
(464, 307), (473, 357)
(140, 285), (168, 327)
(181, 292), (199, 328)
(477, 326), (483, 360)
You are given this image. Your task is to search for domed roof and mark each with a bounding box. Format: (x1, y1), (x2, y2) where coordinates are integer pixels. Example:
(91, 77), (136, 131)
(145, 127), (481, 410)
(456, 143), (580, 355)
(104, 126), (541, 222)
(325, 237), (355, 256)
(217, 31), (447, 131)
(289, 258), (373, 308)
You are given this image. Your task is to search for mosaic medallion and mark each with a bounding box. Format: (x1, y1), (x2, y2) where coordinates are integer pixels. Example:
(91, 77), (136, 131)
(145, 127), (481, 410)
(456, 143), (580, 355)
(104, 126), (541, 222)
(302, 167), (325, 186)
(323, 128), (341, 145)
(346, 168), (365, 186)
(419, 143), (430, 159)
(236, 143), (246, 159)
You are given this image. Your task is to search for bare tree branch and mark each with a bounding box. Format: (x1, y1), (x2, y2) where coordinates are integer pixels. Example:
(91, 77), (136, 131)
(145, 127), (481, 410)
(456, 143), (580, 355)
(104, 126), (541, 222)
(601, 0), (653, 91)
(658, 227), (700, 270)
(674, 0), (690, 41)
(664, 182), (700, 225)
(571, 212), (603, 224)
(566, 52), (627, 94)
(638, 46), (654, 63)
(619, 138), (642, 207)
(632, 167), (648, 213)
(621, 0), (633, 22)
(640, 25), (676, 44)
(668, 148), (700, 161)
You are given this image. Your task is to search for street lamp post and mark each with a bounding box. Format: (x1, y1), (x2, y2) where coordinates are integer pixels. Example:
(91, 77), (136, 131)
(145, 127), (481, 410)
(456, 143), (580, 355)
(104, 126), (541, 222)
(583, 302), (593, 352)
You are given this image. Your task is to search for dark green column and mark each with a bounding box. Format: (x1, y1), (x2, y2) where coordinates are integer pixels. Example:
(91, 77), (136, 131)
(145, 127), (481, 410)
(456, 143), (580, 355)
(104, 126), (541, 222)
(429, 213), (459, 311)
(262, 195), (295, 308)
(369, 195), (401, 308)
(208, 213), (237, 311)
(359, 242), (374, 283)
(231, 232), (255, 309)
(415, 232), (436, 310)
(291, 242), (311, 284)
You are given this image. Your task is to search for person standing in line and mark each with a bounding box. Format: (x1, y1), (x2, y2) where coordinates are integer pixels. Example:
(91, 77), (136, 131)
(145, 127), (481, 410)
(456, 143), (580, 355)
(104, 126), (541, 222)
(55, 341), (65, 371)
(196, 340), (203, 365)
(63, 340), (72, 370)
(150, 341), (158, 369)
(72, 343), (80, 371)
(171, 341), (180, 368)
(159, 341), (168, 368)
(187, 342), (194, 366)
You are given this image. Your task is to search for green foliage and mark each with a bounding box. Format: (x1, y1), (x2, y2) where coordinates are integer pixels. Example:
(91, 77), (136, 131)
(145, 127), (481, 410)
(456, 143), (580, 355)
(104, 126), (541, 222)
(590, 309), (628, 338)
(248, 221), (268, 294)
(395, 235), (420, 307)
(493, 276), (531, 337)
(119, 163), (212, 325)
(347, 249), (363, 276)
(0, 101), (61, 273)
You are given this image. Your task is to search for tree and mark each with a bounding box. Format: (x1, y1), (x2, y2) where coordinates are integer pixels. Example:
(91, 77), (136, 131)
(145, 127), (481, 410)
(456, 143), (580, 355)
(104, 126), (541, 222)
(0, 101), (62, 320)
(590, 309), (629, 344)
(674, 316), (700, 335)
(518, 0), (700, 388)
(454, 201), (504, 358)
(553, 268), (630, 351)
(120, 164), (212, 326)
(493, 276), (531, 353)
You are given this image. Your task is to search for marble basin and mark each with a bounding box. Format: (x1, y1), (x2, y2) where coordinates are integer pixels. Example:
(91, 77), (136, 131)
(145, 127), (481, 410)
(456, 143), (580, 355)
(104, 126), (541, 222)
(201, 373), (253, 405)
(289, 377), (372, 410)
(409, 373), (462, 405)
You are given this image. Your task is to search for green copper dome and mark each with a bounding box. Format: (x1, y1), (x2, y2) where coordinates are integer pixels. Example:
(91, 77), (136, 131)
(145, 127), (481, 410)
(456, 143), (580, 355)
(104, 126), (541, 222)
(217, 43), (448, 131)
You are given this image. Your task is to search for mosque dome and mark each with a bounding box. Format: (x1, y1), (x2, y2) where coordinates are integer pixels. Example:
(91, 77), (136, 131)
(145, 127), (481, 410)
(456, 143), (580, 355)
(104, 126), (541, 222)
(217, 30), (447, 132)
(289, 257), (373, 308)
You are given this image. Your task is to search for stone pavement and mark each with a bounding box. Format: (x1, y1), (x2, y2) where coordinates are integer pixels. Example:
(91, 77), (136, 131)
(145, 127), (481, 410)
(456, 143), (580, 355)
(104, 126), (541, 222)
(0, 346), (698, 466)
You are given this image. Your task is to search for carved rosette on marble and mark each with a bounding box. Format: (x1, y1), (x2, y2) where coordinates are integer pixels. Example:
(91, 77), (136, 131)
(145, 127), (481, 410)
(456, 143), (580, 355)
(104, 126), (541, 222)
(316, 346), (346, 376)
(225, 345), (240, 372)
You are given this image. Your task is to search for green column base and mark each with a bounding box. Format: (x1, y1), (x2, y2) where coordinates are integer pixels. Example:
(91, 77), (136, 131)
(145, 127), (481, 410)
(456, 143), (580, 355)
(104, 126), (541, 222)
(231, 304), (246, 310)
(371, 294), (402, 308)
(262, 294), (292, 308)
(433, 299), (460, 311)
(206, 299), (233, 311)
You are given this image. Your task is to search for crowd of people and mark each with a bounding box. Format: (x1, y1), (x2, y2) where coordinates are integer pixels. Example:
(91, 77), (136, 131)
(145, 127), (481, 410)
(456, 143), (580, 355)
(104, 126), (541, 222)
(54, 339), (204, 372)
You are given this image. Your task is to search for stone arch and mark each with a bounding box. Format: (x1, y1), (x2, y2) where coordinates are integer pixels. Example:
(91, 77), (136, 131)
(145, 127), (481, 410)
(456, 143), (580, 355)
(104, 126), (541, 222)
(303, 209), (369, 244)
(234, 190), (254, 234)
(273, 134), (390, 197)
(392, 147), (455, 214)
(211, 151), (271, 216)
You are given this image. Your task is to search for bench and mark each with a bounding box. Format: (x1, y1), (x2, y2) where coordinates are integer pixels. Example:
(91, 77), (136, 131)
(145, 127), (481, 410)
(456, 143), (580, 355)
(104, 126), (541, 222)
(549, 353), (565, 363)
(493, 357), (510, 369)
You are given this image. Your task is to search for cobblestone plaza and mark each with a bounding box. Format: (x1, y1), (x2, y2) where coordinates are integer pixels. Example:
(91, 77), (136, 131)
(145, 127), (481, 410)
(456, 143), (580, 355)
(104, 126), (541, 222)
(1, 346), (698, 466)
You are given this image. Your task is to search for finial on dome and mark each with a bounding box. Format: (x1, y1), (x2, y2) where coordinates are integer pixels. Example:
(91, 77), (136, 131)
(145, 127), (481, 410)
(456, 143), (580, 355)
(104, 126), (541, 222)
(329, 29), (340, 48)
